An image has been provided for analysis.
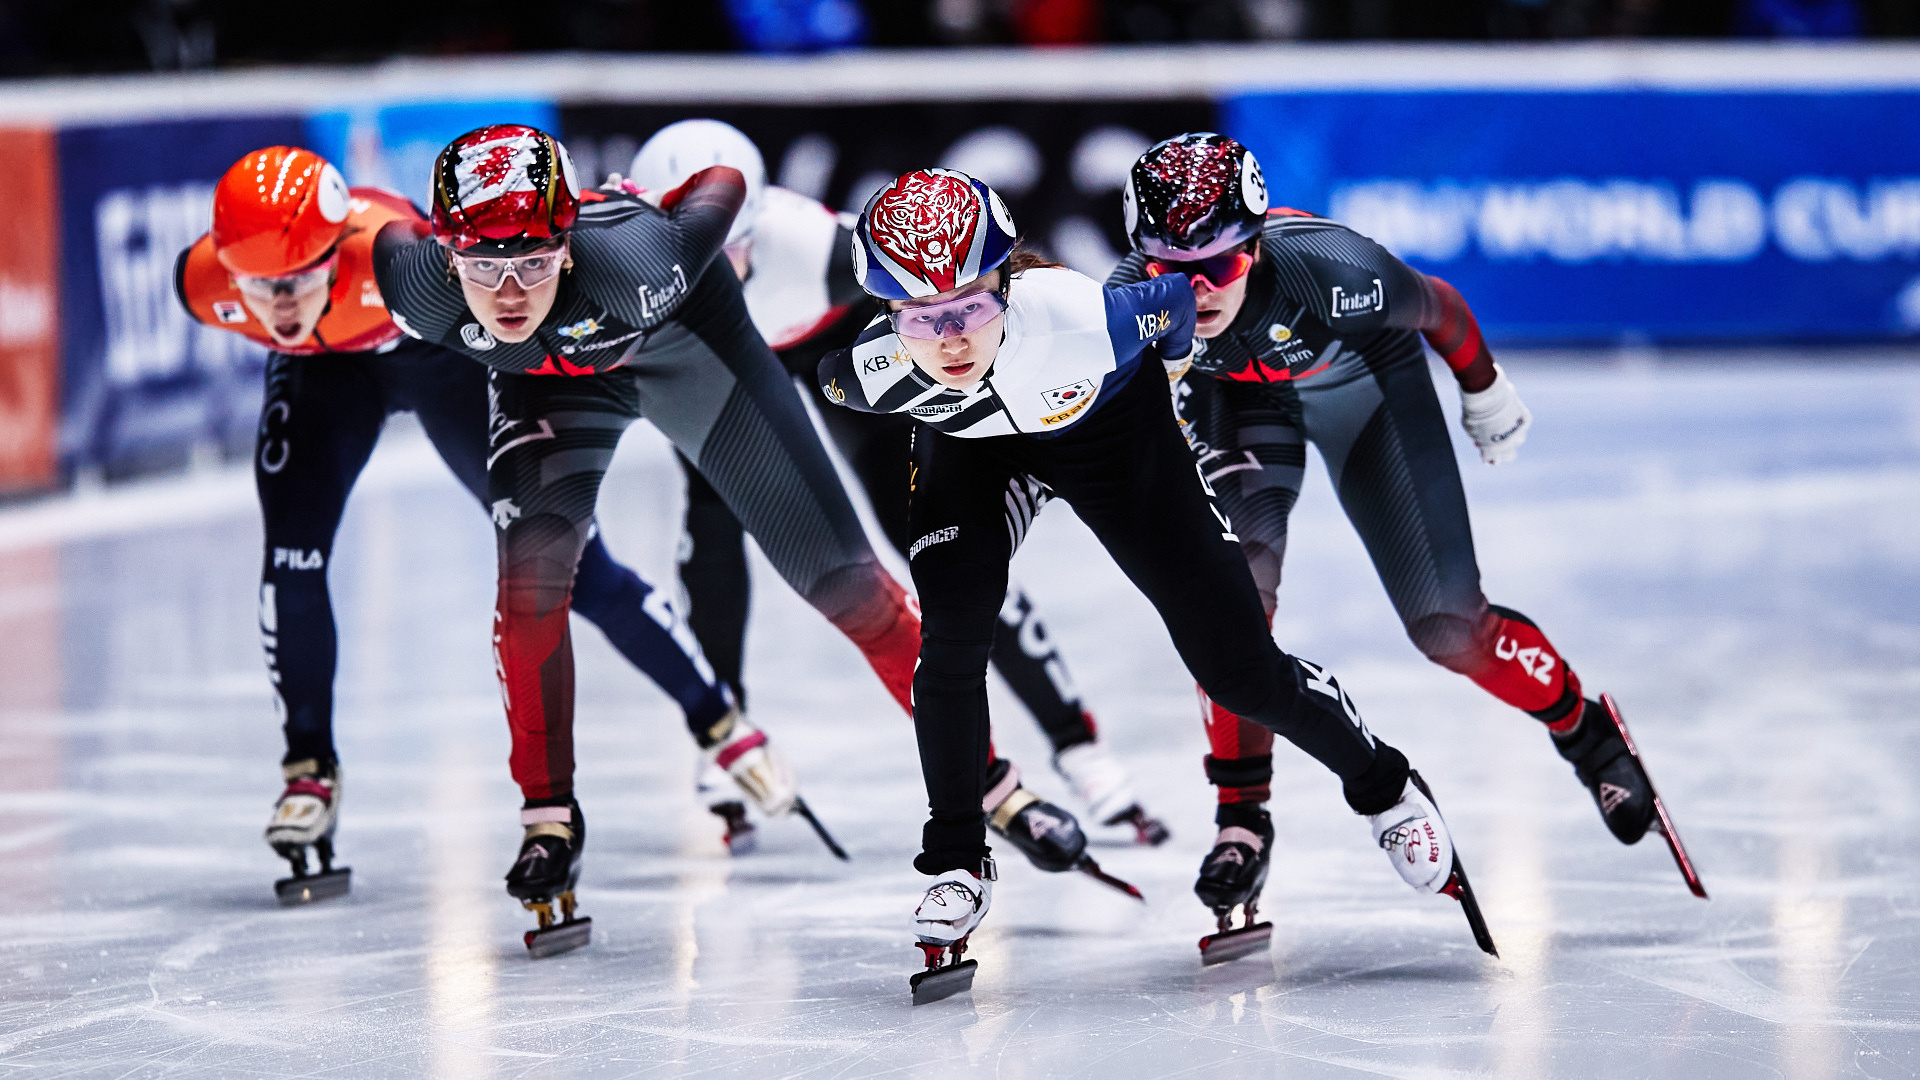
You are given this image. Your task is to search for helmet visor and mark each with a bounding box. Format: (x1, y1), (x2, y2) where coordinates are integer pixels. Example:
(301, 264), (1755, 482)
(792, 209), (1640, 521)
(1145, 248), (1254, 291)
(234, 255), (336, 301)
(889, 288), (1006, 340)
(450, 245), (568, 291)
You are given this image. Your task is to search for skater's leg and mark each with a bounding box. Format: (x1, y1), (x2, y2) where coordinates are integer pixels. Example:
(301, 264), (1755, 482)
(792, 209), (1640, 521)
(573, 531), (735, 739)
(904, 429), (1020, 876)
(630, 264), (917, 712)
(254, 353), (385, 768)
(486, 369), (637, 804)
(675, 451), (751, 707)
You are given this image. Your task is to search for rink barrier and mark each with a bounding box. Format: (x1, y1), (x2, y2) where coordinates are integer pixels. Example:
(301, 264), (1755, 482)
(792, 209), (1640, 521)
(3, 43), (1917, 488)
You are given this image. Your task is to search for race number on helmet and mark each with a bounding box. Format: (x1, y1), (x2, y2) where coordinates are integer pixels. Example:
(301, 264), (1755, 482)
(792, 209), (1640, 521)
(630, 118), (767, 247)
(431, 125), (581, 254)
(1123, 132), (1268, 261)
(853, 168), (1017, 300)
(211, 146), (351, 277)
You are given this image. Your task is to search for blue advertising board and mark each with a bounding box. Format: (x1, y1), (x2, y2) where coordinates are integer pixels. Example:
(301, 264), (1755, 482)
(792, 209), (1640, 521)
(1222, 91), (1920, 343)
(58, 115), (304, 477)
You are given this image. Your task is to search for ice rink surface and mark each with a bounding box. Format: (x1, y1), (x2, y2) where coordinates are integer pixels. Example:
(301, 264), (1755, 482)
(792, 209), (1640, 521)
(2, 354), (1918, 1079)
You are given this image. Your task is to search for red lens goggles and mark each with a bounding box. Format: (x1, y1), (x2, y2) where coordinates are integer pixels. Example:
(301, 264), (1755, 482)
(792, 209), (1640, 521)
(1144, 249), (1254, 291)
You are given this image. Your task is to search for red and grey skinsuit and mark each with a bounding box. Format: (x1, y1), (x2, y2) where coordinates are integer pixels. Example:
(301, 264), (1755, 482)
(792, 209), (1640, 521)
(372, 170), (920, 806)
(1110, 209), (1589, 810)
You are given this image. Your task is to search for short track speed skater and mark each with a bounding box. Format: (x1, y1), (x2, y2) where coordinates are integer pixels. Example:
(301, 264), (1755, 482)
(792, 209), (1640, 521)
(1597, 694), (1707, 899)
(1196, 808), (1274, 965)
(910, 860), (994, 1005)
(1373, 771), (1498, 957)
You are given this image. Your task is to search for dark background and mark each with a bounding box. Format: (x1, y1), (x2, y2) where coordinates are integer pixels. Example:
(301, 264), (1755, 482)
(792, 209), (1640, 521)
(1, 0), (1909, 79)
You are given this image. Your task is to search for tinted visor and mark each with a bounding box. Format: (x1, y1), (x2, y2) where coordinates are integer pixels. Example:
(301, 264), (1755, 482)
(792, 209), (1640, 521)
(889, 288), (1007, 340)
(1144, 248), (1254, 291)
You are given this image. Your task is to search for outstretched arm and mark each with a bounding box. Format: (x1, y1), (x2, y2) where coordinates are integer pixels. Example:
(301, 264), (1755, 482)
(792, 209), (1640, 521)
(1416, 274), (1530, 465)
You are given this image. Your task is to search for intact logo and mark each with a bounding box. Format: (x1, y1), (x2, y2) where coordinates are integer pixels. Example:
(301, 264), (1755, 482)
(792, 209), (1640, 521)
(212, 300), (248, 324)
(1599, 783), (1633, 815)
(461, 323), (497, 350)
(636, 264), (690, 322)
(272, 547), (324, 570)
(909, 526), (957, 559)
(1041, 379), (1095, 411)
(1330, 278), (1384, 318)
(1135, 309), (1171, 339)
(559, 317), (602, 342)
(1494, 636), (1558, 686)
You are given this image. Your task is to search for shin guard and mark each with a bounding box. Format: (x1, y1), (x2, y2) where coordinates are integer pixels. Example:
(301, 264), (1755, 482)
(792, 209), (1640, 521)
(1468, 605), (1584, 731)
(1198, 687), (1275, 804)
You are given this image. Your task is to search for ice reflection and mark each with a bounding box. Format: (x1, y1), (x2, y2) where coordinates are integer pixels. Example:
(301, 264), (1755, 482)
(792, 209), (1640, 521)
(1773, 822), (1844, 1079)
(427, 722), (496, 1079)
(1483, 734), (1553, 1080)
(0, 544), (62, 912)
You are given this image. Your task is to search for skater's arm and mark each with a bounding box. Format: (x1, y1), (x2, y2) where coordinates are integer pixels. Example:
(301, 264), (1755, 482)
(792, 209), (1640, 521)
(371, 219), (454, 343)
(579, 168), (746, 328)
(1417, 275), (1496, 394)
(1103, 274), (1197, 379)
(817, 315), (903, 414)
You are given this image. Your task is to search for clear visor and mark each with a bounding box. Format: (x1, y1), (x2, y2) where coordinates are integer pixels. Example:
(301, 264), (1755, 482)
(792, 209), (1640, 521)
(889, 288), (1006, 340)
(234, 256), (336, 301)
(451, 245), (568, 291)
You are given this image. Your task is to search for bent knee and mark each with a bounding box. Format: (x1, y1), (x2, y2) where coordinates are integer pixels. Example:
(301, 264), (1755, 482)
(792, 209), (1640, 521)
(1409, 612), (1486, 674)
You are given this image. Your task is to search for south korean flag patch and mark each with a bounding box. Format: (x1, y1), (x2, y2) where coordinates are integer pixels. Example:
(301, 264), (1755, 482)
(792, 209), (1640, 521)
(1041, 379), (1096, 412)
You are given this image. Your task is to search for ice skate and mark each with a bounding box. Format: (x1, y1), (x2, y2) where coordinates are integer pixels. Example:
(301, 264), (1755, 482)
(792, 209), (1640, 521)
(1577, 694), (1708, 898)
(1195, 806), (1273, 965)
(266, 759), (350, 905)
(1053, 737), (1170, 846)
(910, 859), (994, 1005)
(697, 758), (759, 855)
(986, 759), (1142, 900)
(1369, 771), (1497, 956)
(507, 801), (591, 958)
(1553, 697), (1659, 846)
(701, 712), (847, 859)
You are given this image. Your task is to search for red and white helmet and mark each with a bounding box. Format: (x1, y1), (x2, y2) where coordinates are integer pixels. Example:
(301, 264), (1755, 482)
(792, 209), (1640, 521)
(211, 146), (351, 276)
(852, 168), (1018, 300)
(431, 125), (580, 254)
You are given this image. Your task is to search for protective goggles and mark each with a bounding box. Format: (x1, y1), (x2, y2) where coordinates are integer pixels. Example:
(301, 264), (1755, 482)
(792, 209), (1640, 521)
(234, 255), (336, 301)
(888, 288), (1007, 340)
(1144, 247), (1255, 291)
(450, 245), (568, 291)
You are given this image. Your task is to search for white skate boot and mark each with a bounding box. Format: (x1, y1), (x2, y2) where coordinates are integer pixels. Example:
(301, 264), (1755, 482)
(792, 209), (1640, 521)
(910, 859), (995, 1005)
(1367, 770), (1497, 956)
(265, 759), (350, 905)
(1053, 737), (1170, 845)
(702, 711), (848, 860)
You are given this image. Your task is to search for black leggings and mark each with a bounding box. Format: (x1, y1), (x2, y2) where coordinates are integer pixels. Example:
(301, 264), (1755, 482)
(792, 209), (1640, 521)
(255, 341), (731, 768)
(905, 365), (1404, 873)
(675, 395), (1097, 749)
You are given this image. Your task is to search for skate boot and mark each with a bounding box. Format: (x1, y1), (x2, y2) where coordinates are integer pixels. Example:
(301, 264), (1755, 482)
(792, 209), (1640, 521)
(507, 800), (591, 958)
(1570, 694), (1708, 898)
(697, 759), (758, 855)
(1552, 698), (1657, 845)
(985, 758), (1141, 900)
(1367, 770), (1497, 956)
(910, 857), (995, 1005)
(702, 710), (847, 859)
(1195, 805), (1273, 965)
(266, 759), (350, 905)
(1053, 736), (1170, 846)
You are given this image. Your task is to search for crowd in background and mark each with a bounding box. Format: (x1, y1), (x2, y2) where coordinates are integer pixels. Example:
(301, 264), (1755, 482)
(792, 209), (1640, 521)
(0, 0), (1902, 77)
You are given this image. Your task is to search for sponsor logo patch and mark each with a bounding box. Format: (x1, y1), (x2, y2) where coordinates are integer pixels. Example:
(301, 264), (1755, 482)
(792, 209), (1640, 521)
(359, 280), (383, 308)
(1135, 309), (1171, 339)
(461, 323), (497, 350)
(909, 526), (958, 559)
(559, 317), (602, 342)
(490, 499), (521, 529)
(1330, 278), (1384, 319)
(212, 300), (247, 324)
(1039, 397), (1091, 426)
(862, 349), (908, 375)
(1041, 379), (1095, 412)
(272, 547), (324, 570)
(1267, 322), (1292, 344)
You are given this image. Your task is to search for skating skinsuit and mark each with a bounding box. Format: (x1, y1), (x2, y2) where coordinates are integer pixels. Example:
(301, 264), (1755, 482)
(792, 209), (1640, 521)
(821, 267), (1411, 874)
(176, 189), (735, 770)
(373, 179), (920, 803)
(1109, 210), (1589, 807)
(674, 187), (1103, 755)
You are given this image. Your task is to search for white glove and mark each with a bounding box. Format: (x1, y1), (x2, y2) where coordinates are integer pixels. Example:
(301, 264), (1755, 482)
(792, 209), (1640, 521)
(704, 712), (796, 817)
(1459, 363), (1531, 465)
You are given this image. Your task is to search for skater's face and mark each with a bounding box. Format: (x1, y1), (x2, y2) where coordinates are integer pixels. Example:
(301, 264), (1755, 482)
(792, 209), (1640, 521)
(1185, 243), (1256, 340)
(234, 257), (337, 347)
(455, 242), (570, 344)
(889, 271), (1006, 391)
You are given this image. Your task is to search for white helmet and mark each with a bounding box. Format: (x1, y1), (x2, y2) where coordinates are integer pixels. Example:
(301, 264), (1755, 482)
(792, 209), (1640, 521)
(630, 119), (767, 246)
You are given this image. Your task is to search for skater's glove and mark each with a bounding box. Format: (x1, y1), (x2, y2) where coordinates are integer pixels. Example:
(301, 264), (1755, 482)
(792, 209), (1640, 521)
(1162, 346), (1195, 385)
(727, 739), (798, 817)
(1459, 364), (1532, 465)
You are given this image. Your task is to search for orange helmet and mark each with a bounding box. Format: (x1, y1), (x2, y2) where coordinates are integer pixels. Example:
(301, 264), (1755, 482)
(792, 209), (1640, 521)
(211, 146), (352, 276)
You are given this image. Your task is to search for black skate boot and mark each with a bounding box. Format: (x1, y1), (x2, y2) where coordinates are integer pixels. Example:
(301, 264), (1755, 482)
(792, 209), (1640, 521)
(1195, 804), (1274, 965)
(507, 800), (591, 958)
(709, 800), (758, 855)
(1553, 699), (1657, 845)
(985, 758), (1142, 900)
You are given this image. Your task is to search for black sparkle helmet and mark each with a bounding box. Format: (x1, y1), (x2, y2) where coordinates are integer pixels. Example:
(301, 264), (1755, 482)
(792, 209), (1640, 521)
(1122, 132), (1269, 261)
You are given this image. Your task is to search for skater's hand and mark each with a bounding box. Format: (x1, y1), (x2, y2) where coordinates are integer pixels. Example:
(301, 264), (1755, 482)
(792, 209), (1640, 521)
(1162, 346), (1195, 385)
(1459, 363), (1531, 465)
